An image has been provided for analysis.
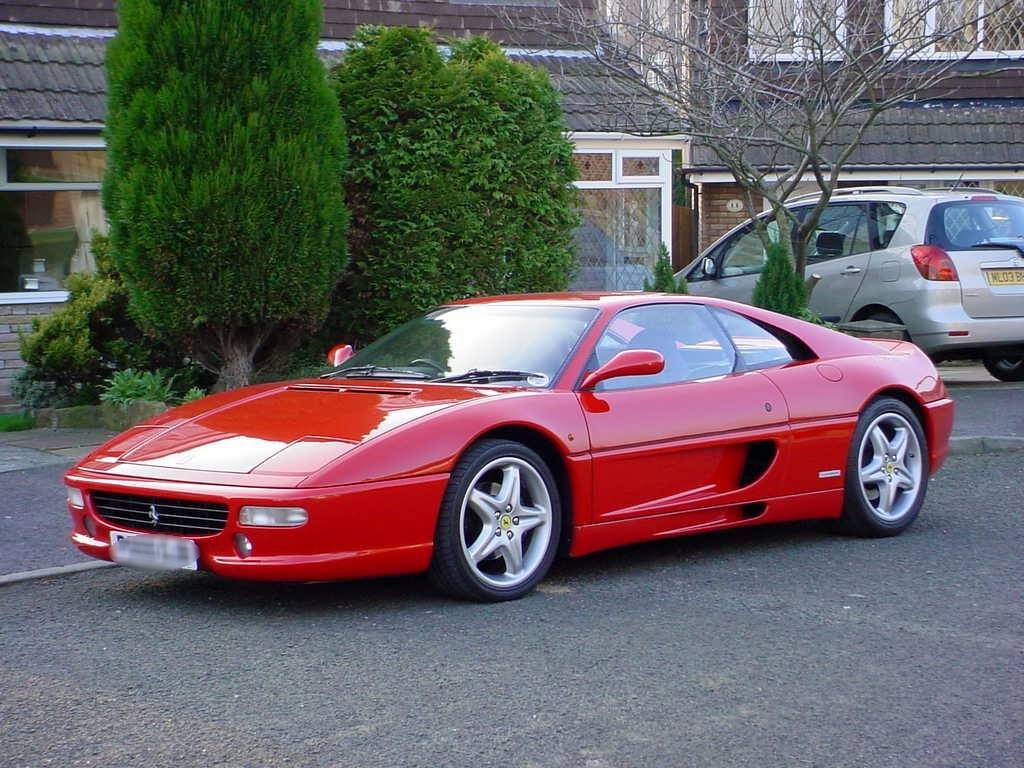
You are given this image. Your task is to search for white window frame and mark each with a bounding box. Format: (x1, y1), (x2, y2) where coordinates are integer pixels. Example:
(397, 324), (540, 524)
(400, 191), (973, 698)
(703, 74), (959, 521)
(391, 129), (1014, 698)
(0, 142), (106, 304)
(572, 147), (673, 258)
(884, 0), (1024, 60)
(747, 0), (848, 62)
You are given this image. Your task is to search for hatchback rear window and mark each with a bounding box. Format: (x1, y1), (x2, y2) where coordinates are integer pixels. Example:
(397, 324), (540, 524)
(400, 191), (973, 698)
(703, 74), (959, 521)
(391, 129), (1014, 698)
(926, 200), (1024, 250)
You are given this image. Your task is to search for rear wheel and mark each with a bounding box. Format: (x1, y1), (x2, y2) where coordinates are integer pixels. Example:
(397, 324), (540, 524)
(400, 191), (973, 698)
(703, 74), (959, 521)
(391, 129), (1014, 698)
(838, 398), (929, 537)
(429, 439), (561, 601)
(983, 357), (1024, 382)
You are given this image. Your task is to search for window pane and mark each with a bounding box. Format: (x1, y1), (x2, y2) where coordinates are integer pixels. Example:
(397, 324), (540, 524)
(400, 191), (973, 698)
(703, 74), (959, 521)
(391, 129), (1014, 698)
(712, 307), (794, 370)
(6, 149), (106, 184)
(935, 0), (979, 52)
(932, 201), (1024, 248)
(985, 0), (1024, 51)
(749, 0), (797, 56)
(872, 201), (906, 248)
(592, 304), (735, 390)
(0, 191), (103, 292)
(573, 153), (613, 181)
(889, 0), (928, 43)
(719, 222), (782, 276)
(573, 187), (662, 290)
(806, 204), (871, 264)
(621, 156), (659, 176)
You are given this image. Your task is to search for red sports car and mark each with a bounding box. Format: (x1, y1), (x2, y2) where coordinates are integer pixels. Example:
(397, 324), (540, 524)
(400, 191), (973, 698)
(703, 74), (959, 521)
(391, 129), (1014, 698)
(66, 294), (954, 601)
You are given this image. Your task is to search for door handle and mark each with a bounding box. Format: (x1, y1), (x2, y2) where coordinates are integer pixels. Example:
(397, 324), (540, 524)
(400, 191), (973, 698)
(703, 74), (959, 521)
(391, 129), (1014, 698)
(841, 266), (862, 275)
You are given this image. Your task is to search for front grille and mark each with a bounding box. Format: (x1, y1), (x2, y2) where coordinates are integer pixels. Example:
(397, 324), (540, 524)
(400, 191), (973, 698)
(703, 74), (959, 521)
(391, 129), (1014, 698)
(90, 491), (229, 536)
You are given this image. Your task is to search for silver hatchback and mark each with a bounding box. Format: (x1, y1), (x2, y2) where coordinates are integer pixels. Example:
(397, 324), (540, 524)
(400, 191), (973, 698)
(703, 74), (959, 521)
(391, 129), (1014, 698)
(680, 187), (1024, 380)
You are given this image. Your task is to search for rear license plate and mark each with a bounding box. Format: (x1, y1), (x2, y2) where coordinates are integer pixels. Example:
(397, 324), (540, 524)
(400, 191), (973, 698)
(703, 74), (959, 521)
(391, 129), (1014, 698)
(984, 268), (1024, 286)
(110, 532), (198, 571)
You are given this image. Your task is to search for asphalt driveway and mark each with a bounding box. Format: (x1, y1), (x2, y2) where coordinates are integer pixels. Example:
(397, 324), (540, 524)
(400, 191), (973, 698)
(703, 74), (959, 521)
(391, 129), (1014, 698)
(0, 451), (1021, 768)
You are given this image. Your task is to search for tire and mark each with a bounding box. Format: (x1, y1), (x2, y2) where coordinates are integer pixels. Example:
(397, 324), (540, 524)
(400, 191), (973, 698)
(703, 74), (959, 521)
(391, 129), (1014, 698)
(428, 439), (561, 601)
(837, 397), (929, 537)
(983, 357), (1024, 382)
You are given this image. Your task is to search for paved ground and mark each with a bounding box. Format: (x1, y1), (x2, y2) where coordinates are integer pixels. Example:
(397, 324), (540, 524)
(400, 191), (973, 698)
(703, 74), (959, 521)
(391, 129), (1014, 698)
(0, 452), (1020, 768)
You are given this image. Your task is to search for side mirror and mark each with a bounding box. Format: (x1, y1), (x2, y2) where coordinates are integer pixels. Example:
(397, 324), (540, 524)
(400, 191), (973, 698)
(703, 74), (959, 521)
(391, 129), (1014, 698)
(580, 349), (665, 390)
(327, 343), (354, 367)
(701, 256), (717, 277)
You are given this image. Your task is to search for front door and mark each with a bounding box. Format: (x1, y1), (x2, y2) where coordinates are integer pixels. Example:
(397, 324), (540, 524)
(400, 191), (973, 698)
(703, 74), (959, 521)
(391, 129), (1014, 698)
(803, 202), (873, 321)
(578, 303), (788, 522)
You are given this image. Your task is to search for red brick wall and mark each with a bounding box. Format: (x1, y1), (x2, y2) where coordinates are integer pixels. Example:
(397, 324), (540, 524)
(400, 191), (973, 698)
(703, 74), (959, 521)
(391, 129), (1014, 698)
(0, 302), (62, 397)
(698, 183), (761, 250)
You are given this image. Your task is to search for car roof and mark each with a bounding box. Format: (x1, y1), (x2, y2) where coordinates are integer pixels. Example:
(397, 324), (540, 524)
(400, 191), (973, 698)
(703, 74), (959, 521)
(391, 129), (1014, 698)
(448, 292), (714, 310)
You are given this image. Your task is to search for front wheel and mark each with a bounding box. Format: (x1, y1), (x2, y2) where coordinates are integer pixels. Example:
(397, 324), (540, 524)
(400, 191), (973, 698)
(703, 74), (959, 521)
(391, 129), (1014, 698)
(429, 439), (561, 601)
(838, 398), (929, 537)
(983, 357), (1024, 382)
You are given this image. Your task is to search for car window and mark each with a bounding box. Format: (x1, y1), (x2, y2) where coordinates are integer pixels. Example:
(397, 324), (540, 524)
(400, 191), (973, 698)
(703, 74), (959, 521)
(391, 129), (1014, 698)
(927, 200), (1024, 249)
(871, 201), (906, 249)
(588, 304), (736, 390)
(716, 220), (784, 277)
(711, 308), (794, 371)
(806, 204), (871, 264)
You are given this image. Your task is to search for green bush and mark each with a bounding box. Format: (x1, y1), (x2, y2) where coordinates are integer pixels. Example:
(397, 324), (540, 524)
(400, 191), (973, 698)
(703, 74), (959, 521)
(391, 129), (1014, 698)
(0, 412), (35, 432)
(100, 369), (177, 407)
(181, 387), (207, 404)
(103, 0), (348, 390)
(643, 243), (688, 293)
(17, 233), (189, 408)
(752, 241), (807, 317)
(329, 28), (578, 345)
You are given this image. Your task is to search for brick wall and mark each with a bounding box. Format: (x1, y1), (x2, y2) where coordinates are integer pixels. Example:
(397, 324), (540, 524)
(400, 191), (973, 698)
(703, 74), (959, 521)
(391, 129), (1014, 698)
(0, 302), (62, 397)
(698, 183), (761, 250)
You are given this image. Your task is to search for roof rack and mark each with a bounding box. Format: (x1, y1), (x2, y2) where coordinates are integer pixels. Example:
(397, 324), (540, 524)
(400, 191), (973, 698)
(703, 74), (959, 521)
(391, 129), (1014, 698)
(789, 186), (925, 203)
(923, 186), (1005, 195)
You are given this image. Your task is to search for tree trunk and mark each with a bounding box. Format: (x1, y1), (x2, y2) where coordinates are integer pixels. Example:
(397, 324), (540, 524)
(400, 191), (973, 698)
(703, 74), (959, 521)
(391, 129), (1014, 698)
(215, 342), (257, 392)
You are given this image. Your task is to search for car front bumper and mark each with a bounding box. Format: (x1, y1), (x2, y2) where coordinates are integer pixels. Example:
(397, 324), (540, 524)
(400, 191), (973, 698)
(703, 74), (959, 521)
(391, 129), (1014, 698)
(65, 471), (447, 582)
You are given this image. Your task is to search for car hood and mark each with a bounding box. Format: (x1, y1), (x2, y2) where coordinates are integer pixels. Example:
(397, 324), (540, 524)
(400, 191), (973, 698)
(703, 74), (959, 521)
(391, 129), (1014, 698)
(74, 380), (496, 486)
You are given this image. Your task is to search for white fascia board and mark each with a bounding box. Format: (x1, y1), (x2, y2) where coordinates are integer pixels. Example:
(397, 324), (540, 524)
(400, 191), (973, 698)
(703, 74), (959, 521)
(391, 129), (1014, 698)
(569, 132), (688, 151)
(688, 168), (1024, 184)
(0, 125), (105, 141)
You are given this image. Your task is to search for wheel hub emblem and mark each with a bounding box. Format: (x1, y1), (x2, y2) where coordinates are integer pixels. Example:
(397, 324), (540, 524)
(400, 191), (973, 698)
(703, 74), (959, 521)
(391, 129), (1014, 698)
(499, 513), (513, 531)
(884, 460), (896, 475)
(148, 504), (160, 524)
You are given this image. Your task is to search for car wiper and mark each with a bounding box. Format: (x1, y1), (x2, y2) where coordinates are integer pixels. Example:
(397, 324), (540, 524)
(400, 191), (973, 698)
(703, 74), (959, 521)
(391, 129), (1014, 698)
(321, 365), (431, 380)
(433, 369), (549, 385)
(970, 240), (1024, 257)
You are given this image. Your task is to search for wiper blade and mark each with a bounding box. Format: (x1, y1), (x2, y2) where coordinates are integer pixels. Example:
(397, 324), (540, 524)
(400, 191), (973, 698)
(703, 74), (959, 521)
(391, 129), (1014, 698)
(970, 240), (1024, 256)
(321, 365), (431, 380)
(434, 369), (549, 385)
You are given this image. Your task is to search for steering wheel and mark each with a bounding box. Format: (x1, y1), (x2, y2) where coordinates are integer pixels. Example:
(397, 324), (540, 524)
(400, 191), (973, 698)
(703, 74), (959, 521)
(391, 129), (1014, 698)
(408, 358), (446, 374)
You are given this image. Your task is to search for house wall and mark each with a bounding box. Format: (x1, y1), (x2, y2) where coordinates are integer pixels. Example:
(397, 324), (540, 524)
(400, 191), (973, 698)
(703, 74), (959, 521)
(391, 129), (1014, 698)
(0, 302), (60, 396)
(698, 182), (762, 249)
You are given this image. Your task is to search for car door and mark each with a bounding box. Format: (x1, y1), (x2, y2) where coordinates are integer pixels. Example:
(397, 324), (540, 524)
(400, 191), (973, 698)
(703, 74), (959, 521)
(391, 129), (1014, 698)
(578, 303), (789, 524)
(802, 202), (873, 321)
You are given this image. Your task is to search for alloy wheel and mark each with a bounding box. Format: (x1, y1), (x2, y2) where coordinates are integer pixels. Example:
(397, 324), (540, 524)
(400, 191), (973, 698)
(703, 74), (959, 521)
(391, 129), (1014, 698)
(458, 457), (553, 589)
(857, 412), (924, 522)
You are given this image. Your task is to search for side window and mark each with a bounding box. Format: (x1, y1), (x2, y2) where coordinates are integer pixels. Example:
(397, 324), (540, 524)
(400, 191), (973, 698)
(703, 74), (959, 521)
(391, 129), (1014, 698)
(590, 304), (736, 391)
(718, 219), (783, 277)
(711, 308), (794, 371)
(806, 204), (871, 264)
(871, 202), (906, 249)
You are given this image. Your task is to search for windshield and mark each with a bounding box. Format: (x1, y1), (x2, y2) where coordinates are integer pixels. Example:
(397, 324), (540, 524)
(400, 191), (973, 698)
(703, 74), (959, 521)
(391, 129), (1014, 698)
(927, 200), (1024, 250)
(332, 304), (598, 386)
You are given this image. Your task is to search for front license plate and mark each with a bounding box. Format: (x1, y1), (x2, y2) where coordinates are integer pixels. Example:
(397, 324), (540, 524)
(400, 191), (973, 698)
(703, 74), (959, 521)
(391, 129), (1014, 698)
(984, 268), (1024, 286)
(110, 532), (198, 571)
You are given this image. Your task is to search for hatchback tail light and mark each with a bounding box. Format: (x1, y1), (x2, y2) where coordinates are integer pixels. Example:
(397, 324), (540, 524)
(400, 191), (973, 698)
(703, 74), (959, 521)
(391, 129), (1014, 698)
(911, 245), (959, 281)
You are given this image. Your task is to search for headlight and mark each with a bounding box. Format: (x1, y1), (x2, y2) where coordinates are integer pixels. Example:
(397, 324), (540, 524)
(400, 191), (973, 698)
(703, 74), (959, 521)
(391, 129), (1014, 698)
(238, 506), (307, 527)
(66, 486), (85, 508)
